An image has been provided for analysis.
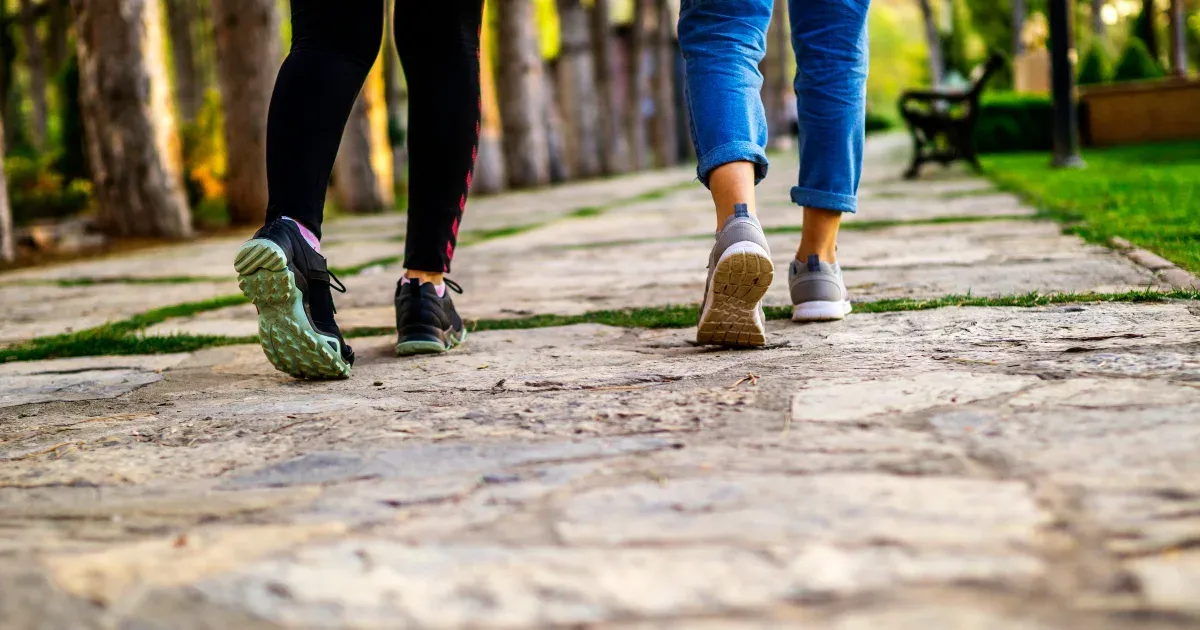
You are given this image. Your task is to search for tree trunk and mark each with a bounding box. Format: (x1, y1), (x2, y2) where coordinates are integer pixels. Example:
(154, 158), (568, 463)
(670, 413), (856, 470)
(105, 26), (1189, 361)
(473, 11), (506, 194)
(625, 0), (650, 170)
(383, 0), (408, 195)
(760, 0), (789, 145)
(334, 57), (393, 213)
(496, 0), (550, 188)
(589, 0), (630, 174)
(0, 116), (13, 263)
(917, 0), (943, 86)
(1168, 0), (1187, 77)
(1011, 0), (1026, 55)
(543, 72), (568, 183)
(211, 0), (279, 225)
(47, 0), (71, 74)
(73, 0), (192, 239)
(166, 0), (203, 123)
(18, 0), (48, 151)
(555, 0), (602, 179)
(651, 0), (678, 167)
(1091, 0), (1105, 38)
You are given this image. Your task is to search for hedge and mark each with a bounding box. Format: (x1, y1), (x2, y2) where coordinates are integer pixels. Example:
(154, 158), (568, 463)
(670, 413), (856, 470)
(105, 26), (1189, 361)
(973, 92), (1054, 154)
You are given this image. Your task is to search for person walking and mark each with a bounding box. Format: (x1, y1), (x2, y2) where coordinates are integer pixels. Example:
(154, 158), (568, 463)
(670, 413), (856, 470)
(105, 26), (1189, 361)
(233, 1), (482, 379)
(682, 0), (868, 346)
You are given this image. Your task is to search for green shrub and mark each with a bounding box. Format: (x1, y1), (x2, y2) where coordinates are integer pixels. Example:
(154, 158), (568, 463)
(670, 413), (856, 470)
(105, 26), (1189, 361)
(973, 92), (1054, 154)
(1076, 46), (1111, 85)
(4, 155), (92, 224)
(53, 54), (88, 182)
(1112, 37), (1165, 82)
(865, 111), (897, 134)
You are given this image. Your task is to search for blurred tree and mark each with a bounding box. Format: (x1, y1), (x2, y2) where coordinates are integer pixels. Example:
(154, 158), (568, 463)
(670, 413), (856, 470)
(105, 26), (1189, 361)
(1167, 0), (1187, 76)
(72, 0), (192, 238)
(53, 53), (87, 182)
(47, 0), (70, 74)
(555, 0), (602, 179)
(335, 57), (394, 213)
(589, 0), (631, 173)
(1077, 44), (1111, 83)
(474, 8), (507, 193)
(625, 0), (649, 169)
(212, 0), (280, 225)
(1113, 34), (1166, 80)
(761, 0), (789, 144)
(1091, 0), (1105, 38)
(497, 0), (550, 187)
(0, 116), (12, 263)
(165, 0), (203, 123)
(1011, 0), (1025, 54)
(651, 0), (677, 166)
(0, 2), (21, 150)
(382, 0), (408, 196)
(1133, 0), (1159, 61)
(917, 0), (944, 84)
(17, 0), (48, 151)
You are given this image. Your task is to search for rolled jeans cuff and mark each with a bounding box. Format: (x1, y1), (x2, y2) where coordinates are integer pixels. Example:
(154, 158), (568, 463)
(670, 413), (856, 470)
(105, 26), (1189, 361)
(790, 186), (858, 213)
(696, 141), (769, 188)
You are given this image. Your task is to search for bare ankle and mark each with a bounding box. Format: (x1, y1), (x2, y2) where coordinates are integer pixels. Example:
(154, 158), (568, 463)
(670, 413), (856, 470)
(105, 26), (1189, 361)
(405, 270), (444, 285)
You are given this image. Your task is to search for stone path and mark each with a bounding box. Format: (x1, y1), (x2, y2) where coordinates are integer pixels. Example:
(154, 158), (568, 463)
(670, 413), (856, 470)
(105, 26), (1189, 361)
(2, 134), (1199, 629)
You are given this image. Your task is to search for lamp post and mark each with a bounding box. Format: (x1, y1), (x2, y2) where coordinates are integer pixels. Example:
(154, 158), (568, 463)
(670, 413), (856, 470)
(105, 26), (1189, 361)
(1048, 0), (1084, 168)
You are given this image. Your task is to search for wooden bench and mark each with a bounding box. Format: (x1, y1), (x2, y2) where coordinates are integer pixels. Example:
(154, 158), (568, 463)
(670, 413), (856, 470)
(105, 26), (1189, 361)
(898, 55), (1004, 179)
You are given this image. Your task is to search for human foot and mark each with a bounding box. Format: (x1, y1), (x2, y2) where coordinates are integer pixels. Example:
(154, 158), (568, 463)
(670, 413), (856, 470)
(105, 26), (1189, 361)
(697, 204), (774, 347)
(789, 254), (852, 322)
(235, 219), (354, 379)
(394, 277), (467, 356)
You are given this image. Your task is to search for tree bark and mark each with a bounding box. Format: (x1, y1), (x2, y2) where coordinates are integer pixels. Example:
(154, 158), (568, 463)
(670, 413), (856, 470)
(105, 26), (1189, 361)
(496, 0), (550, 188)
(383, 0), (408, 195)
(473, 12), (506, 194)
(166, 0), (203, 123)
(334, 57), (393, 213)
(211, 0), (279, 225)
(47, 0), (71, 74)
(651, 0), (678, 167)
(18, 0), (48, 151)
(625, 0), (650, 170)
(543, 72), (568, 182)
(1091, 0), (1105, 38)
(917, 0), (943, 86)
(1168, 0), (1187, 77)
(0, 115), (13, 263)
(73, 0), (192, 239)
(589, 0), (630, 174)
(555, 0), (602, 179)
(1011, 0), (1026, 55)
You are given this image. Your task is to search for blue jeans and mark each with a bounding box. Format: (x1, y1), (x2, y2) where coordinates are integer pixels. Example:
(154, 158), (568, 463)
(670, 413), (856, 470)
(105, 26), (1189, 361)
(678, 0), (870, 213)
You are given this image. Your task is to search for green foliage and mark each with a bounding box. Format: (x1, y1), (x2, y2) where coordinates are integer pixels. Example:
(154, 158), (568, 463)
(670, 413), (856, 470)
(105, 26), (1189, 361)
(865, 111), (898, 134)
(1131, 6), (1159, 60)
(984, 141), (1200, 273)
(866, 1), (928, 116)
(3, 154), (92, 224)
(973, 92), (1054, 153)
(1076, 46), (1111, 85)
(52, 54), (88, 182)
(1113, 33), (1165, 82)
(179, 89), (227, 214)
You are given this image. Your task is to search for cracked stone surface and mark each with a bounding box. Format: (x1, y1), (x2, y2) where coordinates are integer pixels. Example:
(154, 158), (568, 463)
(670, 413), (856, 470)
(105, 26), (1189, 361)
(1, 134), (1197, 628)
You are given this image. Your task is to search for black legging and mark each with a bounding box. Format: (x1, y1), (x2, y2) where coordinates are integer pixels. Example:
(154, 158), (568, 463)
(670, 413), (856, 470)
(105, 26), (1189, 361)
(265, 0), (484, 273)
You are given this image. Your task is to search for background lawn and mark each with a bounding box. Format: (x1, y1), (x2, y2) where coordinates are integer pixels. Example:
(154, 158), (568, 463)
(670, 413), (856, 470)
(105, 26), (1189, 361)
(983, 141), (1200, 273)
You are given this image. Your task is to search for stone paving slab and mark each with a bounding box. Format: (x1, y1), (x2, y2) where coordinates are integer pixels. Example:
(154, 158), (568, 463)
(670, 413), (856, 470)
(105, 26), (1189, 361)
(2, 134), (1198, 628)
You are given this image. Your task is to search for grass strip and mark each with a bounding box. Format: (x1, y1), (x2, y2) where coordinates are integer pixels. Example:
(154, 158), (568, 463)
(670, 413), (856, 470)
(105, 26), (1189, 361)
(5, 289), (1196, 363)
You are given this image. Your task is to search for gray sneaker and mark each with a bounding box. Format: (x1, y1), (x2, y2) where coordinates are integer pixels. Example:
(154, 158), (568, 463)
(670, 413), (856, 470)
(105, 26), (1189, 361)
(697, 204), (774, 347)
(789, 255), (852, 321)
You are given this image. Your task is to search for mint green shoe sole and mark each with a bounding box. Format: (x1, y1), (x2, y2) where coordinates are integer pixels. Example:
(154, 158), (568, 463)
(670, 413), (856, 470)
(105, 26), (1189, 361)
(395, 328), (467, 357)
(235, 240), (352, 380)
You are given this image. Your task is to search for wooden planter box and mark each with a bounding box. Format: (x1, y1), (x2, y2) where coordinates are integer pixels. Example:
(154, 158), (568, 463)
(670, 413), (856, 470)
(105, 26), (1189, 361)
(1081, 78), (1200, 147)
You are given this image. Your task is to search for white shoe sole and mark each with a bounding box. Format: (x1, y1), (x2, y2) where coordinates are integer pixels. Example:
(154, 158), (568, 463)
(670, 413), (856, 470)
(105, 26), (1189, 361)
(792, 300), (852, 322)
(697, 242), (774, 347)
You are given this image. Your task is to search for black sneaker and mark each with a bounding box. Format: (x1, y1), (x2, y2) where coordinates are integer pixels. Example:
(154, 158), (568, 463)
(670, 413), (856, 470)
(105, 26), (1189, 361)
(234, 219), (354, 379)
(394, 277), (467, 356)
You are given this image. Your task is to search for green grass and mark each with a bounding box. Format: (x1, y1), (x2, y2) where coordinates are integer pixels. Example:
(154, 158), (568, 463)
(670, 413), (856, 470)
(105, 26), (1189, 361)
(5, 289), (1196, 363)
(983, 141), (1200, 273)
